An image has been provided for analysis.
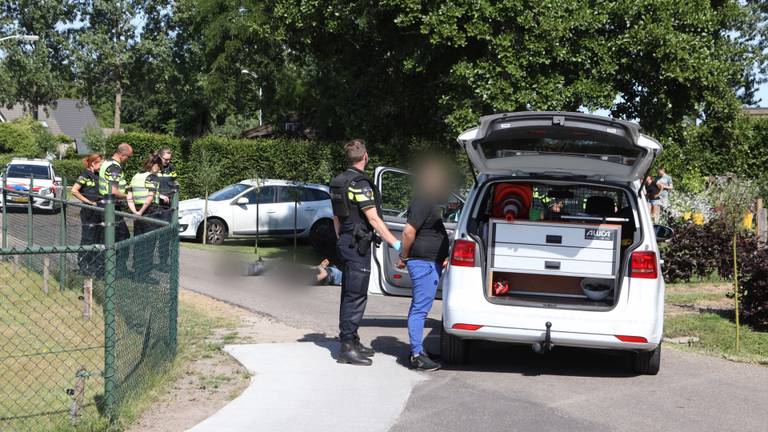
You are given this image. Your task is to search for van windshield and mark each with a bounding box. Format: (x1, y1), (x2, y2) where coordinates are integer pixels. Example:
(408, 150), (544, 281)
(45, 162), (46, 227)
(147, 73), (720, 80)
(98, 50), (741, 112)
(6, 164), (51, 180)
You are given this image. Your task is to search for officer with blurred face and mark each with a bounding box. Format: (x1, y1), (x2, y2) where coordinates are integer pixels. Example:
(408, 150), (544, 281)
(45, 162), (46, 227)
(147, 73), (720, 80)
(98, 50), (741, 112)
(330, 139), (401, 366)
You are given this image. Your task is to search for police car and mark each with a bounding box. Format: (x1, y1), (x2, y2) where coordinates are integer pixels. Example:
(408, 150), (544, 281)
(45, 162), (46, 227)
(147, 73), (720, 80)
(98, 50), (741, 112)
(369, 112), (672, 375)
(0, 158), (63, 212)
(177, 179), (335, 249)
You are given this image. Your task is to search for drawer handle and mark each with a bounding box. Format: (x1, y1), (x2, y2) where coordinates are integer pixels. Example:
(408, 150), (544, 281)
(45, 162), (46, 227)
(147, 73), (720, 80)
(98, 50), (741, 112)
(546, 235), (562, 244)
(544, 261), (561, 270)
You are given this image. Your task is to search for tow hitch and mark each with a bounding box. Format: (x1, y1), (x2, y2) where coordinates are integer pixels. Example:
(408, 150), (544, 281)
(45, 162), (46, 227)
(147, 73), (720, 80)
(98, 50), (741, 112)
(532, 321), (553, 354)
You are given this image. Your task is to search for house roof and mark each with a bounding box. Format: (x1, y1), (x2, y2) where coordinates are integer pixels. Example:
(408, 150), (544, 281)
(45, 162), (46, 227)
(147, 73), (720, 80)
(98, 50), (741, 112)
(0, 99), (100, 154)
(743, 107), (768, 118)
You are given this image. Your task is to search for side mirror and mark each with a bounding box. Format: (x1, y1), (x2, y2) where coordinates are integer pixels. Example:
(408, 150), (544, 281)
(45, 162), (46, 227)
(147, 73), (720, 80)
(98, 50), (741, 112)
(235, 197), (249, 206)
(654, 224), (674, 242)
(54, 176), (62, 185)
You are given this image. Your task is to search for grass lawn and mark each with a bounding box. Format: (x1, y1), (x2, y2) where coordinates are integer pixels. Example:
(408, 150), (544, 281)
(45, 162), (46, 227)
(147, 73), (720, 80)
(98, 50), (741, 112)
(180, 238), (323, 265)
(1, 262), (246, 432)
(664, 282), (768, 365)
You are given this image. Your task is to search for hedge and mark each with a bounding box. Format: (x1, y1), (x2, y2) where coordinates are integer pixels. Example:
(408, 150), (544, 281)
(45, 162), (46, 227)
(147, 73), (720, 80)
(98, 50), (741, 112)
(52, 159), (85, 185)
(104, 132), (183, 181)
(182, 136), (341, 199)
(0, 118), (42, 156)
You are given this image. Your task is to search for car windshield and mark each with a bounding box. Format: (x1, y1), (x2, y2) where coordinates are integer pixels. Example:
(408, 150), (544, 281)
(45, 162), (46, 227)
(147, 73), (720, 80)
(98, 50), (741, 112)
(208, 183), (250, 201)
(6, 164), (50, 180)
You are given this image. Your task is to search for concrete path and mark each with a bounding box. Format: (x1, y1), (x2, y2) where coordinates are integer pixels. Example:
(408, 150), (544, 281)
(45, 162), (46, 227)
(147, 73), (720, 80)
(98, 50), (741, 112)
(186, 342), (426, 432)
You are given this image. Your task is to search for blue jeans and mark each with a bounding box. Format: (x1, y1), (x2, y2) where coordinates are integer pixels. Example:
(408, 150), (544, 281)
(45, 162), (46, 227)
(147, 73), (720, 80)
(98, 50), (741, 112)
(406, 259), (442, 356)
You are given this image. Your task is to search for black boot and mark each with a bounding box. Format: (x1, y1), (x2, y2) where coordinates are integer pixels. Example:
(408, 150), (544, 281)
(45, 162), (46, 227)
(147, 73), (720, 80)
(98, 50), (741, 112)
(354, 338), (375, 357)
(337, 341), (373, 366)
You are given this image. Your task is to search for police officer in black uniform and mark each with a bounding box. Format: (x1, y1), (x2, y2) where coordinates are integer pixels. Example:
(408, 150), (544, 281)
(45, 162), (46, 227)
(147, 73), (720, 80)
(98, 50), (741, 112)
(156, 148), (177, 266)
(330, 139), (401, 366)
(71, 153), (104, 275)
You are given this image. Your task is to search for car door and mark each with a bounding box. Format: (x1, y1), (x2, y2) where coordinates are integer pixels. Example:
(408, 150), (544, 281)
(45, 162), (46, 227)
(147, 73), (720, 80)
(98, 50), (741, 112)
(275, 186), (307, 235)
(369, 167), (464, 297)
(230, 185), (278, 236)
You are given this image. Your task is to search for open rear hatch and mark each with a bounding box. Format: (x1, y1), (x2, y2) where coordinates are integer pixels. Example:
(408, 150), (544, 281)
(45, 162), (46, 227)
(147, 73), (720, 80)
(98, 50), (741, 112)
(458, 112), (660, 183)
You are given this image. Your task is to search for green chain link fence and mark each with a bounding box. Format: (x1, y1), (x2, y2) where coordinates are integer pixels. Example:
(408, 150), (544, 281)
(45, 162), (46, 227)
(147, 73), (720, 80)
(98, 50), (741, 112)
(0, 178), (179, 431)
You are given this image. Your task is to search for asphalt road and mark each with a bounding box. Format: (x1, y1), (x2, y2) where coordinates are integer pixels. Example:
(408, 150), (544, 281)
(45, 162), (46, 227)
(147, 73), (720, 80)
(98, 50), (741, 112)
(179, 246), (768, 432)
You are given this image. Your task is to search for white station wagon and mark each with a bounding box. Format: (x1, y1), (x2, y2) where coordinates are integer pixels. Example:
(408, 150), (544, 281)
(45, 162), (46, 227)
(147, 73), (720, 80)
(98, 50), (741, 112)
(369, 112), (671, 375)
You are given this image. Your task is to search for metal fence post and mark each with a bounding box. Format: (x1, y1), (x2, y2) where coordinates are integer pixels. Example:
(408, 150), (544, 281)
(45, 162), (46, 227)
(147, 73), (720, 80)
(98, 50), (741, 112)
(27, 177), (34, 268)
(168, 193), (179, 352)
(59, 178), (68, 288)
(102, 197), (117, 418)
(2, 175), (7, 249)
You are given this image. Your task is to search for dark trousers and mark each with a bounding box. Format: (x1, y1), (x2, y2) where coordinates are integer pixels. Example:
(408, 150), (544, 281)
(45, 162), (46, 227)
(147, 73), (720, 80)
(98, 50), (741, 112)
(337, 233), (371, 342)
(78, 207), (104, 276)
(133, 205), (160, 268)
(156, 204), (172, 265)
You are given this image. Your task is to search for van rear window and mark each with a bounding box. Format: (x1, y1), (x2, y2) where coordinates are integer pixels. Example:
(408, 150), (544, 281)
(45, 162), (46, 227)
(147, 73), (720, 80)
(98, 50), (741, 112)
(480, 127), (640, 166)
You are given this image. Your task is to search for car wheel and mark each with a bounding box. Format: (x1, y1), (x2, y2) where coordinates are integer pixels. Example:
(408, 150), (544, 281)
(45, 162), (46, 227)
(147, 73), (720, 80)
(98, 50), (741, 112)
(440, 322), (468, 365)
(309, 219), (336, 256)
(205, 219), (227, 245)
(634, 344), (661, 375)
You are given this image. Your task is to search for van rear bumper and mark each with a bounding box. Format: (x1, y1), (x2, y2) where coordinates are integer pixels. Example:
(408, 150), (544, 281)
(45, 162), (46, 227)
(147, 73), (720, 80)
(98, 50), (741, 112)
(446, 324), (658, 351)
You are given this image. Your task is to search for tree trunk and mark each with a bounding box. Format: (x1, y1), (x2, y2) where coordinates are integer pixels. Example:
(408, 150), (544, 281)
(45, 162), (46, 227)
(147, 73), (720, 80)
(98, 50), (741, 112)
(203, 188), (209, 245)
(113, 82), (122, 131)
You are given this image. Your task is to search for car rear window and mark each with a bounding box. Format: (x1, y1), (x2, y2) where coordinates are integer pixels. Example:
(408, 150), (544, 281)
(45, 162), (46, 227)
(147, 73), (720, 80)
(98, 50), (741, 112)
(302, 187), (330, 202)
(480, 127), (641, 166)
(6, 164), (51, 180)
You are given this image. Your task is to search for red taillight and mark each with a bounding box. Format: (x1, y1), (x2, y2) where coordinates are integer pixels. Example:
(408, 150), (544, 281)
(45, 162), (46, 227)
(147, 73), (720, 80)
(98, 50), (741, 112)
(452, 323), (483, 331)
(630, 251), (658, 279)
(615, 335), (648, 343)
(393, 274), (402, 279)
(451, 239), (476, 267)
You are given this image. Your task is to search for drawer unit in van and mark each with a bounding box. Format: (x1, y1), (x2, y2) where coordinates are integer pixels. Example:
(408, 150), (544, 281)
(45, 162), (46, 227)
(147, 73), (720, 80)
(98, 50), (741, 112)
(489, 219), (621, 279)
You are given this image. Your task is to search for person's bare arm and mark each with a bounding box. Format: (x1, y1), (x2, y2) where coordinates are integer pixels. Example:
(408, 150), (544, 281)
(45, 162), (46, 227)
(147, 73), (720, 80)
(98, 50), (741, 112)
(127, 192), (138, 214)
(362, 206), (398, 246)
(333, 216), (341, 237)
(395, 223), (417, 268)
(71, 183), (97, 206)
(111, 183), (127, 200)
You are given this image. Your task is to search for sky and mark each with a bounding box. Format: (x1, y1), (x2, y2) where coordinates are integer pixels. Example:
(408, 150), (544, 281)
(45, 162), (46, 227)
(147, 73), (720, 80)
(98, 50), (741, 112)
(756, 84), (768, 107)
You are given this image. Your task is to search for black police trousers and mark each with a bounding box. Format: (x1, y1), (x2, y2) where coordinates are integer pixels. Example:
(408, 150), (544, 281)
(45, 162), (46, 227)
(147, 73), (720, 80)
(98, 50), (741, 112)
(99, 201), (130, 273)
(78, 207), (104, 276)
(133, 205), (160, 268)
(337, 233), (371, 343)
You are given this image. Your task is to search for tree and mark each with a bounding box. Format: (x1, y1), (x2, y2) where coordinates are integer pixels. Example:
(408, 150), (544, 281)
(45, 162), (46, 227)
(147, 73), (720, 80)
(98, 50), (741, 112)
(74, 0), (143, 131)
(0, 1), (77, 116)
(270, 0), (767, 147)
(193, 148), (222, 245)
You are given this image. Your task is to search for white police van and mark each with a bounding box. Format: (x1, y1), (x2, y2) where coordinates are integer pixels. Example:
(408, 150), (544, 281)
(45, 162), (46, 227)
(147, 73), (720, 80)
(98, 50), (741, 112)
(369, 112), (670, 375)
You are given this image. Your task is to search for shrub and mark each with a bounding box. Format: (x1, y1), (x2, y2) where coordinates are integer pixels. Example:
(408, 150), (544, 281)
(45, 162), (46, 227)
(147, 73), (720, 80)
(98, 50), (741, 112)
(0, 119), (39, 156)
(662, 221), (731, 283)
(105, 131), (182, 179)
(183, 136), (339, 199)
(739, 244), (768, 330)
(52, 159), (86, 185)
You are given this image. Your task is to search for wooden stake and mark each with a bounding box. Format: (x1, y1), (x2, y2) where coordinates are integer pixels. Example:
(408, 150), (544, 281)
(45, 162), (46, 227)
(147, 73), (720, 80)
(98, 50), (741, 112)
(83, 278), (93, 319)
(733, 234), (740, 352)
(757, 198), (767, 245)
(43, 256), (50, 294)
(12, 255), (18, 275)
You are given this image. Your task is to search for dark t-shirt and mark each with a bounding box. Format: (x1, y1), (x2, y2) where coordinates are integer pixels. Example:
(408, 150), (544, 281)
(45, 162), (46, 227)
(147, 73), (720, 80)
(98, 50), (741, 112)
(406, 196), (449, 263)
(76, 170), (100, 202)
(644, 181), (661, 200)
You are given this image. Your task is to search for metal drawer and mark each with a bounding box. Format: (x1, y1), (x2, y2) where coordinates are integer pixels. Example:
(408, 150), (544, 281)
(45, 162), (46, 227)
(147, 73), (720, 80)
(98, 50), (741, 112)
(492, 255), (615, 277)
(493, 221), (617, 250)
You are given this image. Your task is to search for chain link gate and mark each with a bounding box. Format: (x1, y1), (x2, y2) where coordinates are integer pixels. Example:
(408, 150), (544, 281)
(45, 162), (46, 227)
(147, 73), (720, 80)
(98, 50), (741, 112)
(0, 179), (179, 431)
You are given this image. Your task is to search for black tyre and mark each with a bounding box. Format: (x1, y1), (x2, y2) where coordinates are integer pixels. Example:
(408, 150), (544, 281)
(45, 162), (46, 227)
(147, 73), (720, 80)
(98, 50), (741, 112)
(202, 219), (227, 245)
(440, 322), (468, 365)
(634, 344), (661, 375)
(309, 219), (336, 257)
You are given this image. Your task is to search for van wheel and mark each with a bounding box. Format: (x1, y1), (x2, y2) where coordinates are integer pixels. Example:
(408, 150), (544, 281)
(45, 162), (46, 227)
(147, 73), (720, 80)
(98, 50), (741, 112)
(634, 344), (661, 375)
(440, 322), (467, 365)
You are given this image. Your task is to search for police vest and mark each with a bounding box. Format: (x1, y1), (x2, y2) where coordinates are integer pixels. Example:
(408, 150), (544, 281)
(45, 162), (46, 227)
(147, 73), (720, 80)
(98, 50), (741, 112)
(98, 159), (127, 196)
(329, 168), (381, 233)
(130, 172), (159, 205)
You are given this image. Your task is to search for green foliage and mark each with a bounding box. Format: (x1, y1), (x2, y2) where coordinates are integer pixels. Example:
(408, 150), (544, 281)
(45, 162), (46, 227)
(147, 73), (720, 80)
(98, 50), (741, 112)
(0, 116), (54, 157)
(210, 115), (262, 138)
(182, 136), (338, 199)
(82, 124), (108, 156)
(51, 159), (84, 184)
(105, 132), (183, 179)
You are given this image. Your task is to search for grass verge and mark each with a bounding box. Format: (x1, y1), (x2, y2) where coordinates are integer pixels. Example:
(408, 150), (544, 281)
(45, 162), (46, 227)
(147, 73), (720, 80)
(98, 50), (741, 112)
(664, 282), (768, 365)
